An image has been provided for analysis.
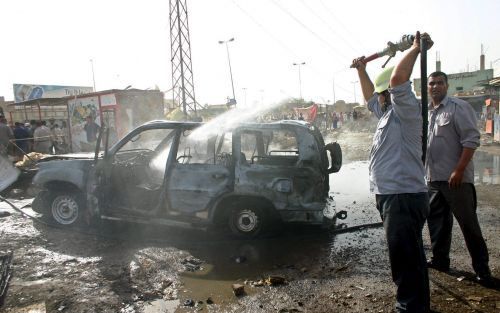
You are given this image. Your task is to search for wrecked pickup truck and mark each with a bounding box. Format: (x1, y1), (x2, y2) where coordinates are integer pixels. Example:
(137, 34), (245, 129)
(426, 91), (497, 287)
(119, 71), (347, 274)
(32, 120), (342, 237)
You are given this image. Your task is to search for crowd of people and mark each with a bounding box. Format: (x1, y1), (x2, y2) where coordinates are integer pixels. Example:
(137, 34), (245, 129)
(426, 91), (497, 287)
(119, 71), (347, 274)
(0, 115), (70, 158)
(330, 110), (359, 129)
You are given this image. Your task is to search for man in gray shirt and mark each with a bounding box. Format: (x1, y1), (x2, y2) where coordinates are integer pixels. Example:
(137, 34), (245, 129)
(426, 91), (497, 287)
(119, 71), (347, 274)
(425, 71), (493, 287)
(0, 115), (13, 156)
(352, 31), (433, 313)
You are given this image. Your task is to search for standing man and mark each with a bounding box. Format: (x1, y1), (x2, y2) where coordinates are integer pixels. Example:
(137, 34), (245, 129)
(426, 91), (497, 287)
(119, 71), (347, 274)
(13, 122), (30, 156)
(0, 115), (13, 156)
(33, 121), (52, 154)
(425, 71), (493, 287)
(84, 115), (100, 144)
(352, 31), (433, 313)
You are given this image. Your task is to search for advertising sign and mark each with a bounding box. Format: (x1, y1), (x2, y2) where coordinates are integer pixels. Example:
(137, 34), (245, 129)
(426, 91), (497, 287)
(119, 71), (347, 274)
(13, 84), (93, 103)
(68, 96), (101, 152)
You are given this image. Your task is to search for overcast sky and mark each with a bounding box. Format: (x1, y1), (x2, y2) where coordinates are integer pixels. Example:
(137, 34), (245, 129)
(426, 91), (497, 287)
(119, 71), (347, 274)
(1, 0), (499, 106)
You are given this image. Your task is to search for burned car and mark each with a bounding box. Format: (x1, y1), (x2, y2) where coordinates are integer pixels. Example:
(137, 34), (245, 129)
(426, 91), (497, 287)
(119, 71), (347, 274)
(32, 120), (342, 237)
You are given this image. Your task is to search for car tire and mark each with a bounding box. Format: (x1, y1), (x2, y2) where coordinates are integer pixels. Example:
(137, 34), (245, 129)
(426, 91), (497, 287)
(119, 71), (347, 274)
(229, 207), (267, 238)
(49, 191), (85, 226)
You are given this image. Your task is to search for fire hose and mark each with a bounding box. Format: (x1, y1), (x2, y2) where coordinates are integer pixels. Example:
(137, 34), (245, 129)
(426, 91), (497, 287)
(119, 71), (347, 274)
(350, 34), (415, 68)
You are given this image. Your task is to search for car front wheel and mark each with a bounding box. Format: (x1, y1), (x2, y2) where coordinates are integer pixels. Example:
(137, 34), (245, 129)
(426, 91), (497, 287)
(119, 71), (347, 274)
(229, 207), (267, 238)
(49, 191), (84, 226)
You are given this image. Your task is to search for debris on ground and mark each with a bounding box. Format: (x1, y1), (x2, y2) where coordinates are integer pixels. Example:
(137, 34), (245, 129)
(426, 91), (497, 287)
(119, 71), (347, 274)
(15, 152), (46, 168)
(206, 297), (214, 304)
(0, 251), (13, 306)
(232, 284), (245, 297)
(183, 299), (195, 307)
(466, 296), (483, 302)
(181, 257), (203, 272)
(234, 256), (247, 264)
(266, 275), (286, 286)
(334, 262), (351, 272)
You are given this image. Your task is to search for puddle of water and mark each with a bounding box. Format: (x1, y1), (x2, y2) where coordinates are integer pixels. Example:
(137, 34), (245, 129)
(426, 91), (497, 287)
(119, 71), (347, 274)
(176, 161), (380, 306)
(176, 231), (334, 308)
(142, 299), (179, 313)
(330, 161), (379, 226)
(474, 151), (500, 185)
(331, 161), (372, 206)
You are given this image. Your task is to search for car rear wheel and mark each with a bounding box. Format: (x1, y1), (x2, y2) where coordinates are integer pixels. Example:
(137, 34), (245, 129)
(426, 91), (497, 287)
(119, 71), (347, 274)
(229, 207), (267, 238)
(49, 191), (84, 226)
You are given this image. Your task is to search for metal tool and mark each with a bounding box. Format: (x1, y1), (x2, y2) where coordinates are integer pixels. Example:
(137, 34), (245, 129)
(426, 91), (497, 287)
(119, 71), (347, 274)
(351, 34), (415, 68)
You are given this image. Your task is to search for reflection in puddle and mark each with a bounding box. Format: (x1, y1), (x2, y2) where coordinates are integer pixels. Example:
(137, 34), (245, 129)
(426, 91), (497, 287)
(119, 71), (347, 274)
(143, 299), (179, 313)
(474, 151), (500, 185)
(330, 161), (379, 226)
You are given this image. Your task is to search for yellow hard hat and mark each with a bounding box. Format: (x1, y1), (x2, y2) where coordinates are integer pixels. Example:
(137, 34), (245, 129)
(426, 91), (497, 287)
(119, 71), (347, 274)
(374, 66), (395, 93)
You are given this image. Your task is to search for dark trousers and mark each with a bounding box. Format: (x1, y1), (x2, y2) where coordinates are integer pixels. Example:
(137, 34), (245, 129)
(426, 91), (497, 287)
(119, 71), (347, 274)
(427, 182), (490, 276)
(376, 193), (430, 313)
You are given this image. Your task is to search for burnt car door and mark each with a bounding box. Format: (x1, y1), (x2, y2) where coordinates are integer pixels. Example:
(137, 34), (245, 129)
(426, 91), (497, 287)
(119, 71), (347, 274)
(95, 126), (177, 215)
(233, 125), (327, 216)
(166, 129), (233, 215)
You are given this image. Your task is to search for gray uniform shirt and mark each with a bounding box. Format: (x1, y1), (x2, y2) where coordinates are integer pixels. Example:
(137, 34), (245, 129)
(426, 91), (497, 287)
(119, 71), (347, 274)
(367, 81), (427, 195)
(426, 96), (480, 183)
(0, 122), (13, 154)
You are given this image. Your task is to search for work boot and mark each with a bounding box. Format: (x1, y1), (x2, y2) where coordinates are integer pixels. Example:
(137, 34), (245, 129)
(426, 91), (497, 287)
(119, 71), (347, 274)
(426, 259), (450, 272)
(475, 269), (495, 288)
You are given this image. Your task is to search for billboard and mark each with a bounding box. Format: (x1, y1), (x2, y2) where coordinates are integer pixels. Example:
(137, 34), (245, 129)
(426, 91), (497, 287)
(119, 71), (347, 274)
(67, 96), (101, 152)
(13, 84), (93, 103)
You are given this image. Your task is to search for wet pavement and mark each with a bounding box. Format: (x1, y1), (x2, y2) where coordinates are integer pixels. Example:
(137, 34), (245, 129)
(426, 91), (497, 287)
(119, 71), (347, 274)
(1, 151), (500, 312)
(474, 151), (500, 185)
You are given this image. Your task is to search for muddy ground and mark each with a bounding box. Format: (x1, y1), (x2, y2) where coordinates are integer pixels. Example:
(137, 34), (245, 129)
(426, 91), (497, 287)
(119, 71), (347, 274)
(1, 124), (499, 313)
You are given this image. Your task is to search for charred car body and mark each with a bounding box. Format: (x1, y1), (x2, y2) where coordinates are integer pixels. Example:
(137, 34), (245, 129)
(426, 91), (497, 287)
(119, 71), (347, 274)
(32, 120), (342, 237)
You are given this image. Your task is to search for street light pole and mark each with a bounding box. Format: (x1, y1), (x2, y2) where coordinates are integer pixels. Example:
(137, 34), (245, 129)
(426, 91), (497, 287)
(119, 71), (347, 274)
(219, 38), (236, 105)
(351, 80), (359, 104)
(242, 87), (247, 106)
(90, 59), (96, 92)
(293, 62), (306, 99)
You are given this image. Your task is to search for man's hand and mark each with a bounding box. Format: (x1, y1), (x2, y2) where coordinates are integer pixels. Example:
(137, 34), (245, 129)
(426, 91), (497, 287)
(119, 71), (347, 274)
(351, 56), (366, 70)
(448, 169), (464, 189)
(412, 31), (434, 51)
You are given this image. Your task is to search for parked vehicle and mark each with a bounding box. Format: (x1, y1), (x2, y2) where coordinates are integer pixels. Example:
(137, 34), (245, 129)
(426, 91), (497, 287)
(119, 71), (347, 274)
(32, 120), (342, 237)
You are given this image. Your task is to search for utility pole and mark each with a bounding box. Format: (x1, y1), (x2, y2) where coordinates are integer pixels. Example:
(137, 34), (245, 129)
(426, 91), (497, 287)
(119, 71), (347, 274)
(351, 80), (359, 104)
(242, 87), (247, 106)
(332, 78), (336, 104)
(293, 62), (306, 99)
(219, 38), (237, 105)
(90, 59), (96, 92)
(169, 0), (198, 119)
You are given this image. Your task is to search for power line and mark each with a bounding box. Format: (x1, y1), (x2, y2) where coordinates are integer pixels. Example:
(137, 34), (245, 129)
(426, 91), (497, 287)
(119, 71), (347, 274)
(318, 0), (368, 51)
(231, 0), (300, 60)
(230, 0), (353, 98)
(270, 0), (350, 61)
(298, 0), (361, 55)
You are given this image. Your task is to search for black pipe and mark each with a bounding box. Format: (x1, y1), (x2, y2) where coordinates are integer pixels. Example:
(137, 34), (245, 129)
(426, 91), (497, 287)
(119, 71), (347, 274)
(420, 38), (428, 164)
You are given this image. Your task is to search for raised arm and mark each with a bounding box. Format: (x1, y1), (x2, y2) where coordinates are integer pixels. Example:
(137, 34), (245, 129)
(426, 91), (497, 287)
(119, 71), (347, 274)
(351, 56), (375, 101)
(390, 31), (433, 88)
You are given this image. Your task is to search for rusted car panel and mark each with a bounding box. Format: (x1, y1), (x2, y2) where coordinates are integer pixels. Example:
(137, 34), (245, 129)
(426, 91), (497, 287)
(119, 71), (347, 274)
(32, 120), (341, 237)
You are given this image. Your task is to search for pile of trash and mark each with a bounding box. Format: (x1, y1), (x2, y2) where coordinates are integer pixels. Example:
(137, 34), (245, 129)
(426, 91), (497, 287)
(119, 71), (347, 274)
(15, 152), (47, 168)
